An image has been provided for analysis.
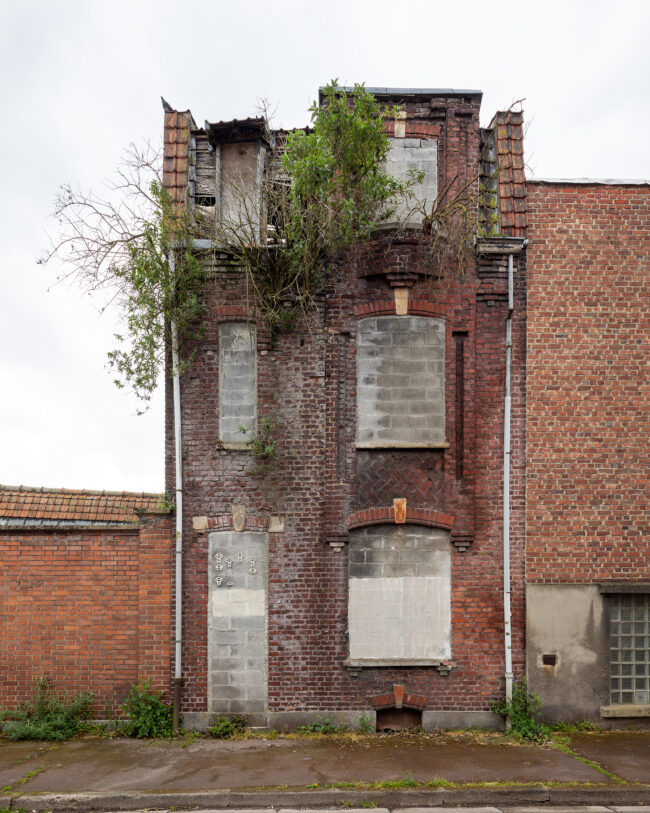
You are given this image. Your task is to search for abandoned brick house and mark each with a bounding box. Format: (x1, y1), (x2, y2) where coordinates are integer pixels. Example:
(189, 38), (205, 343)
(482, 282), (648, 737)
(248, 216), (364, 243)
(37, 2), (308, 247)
(1, 86), (648, 729)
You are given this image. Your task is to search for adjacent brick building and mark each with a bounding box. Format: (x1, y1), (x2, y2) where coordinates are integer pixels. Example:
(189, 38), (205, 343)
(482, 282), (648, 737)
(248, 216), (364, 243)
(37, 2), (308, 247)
(0, 486), (172, 714)
(525, 180), (650, 724)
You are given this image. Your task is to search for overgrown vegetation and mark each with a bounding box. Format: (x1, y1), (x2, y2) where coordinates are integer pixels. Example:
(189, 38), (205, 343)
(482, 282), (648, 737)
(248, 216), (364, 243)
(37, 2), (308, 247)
(358, 713), (374, 734)
(206, 714), (248, 739)
(222, 81), (420, 339)
(43, 83), (491, 406)
(119, 679), (173, 738)
(491, 678), (551, 743)
(296, 716), (348, 735)
(239, 416), (278, 473)
(0, 678), (94, 741)
(41, 146), (206, 408)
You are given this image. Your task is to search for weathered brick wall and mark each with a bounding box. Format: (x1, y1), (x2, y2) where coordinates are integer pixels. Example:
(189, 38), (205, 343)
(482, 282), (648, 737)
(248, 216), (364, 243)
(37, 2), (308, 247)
(0, 512), (172, 714)
(526, 182), (650, 582)
(166, 95), (528, 715)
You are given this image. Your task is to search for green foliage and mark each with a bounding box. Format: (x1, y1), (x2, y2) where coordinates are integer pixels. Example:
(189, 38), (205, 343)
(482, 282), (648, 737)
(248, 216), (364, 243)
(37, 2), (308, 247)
(43, 146), (206, 409)
(120, 680), (173, 738)
(230, 82), (418, 338)
(239, 417), (278, 474)
(206, 714), (248, 739)
(1, 677), (94, 741)
(156, 492), (175, 511)
(282, 81), (406, 270)
(551, 719), (601, 733)
(296, 716), (348, 735)
(491, 678), (551, 743)
(358, 713), (374, 734)
(106, 181), (206, 408)
(371, 776), (418, 789)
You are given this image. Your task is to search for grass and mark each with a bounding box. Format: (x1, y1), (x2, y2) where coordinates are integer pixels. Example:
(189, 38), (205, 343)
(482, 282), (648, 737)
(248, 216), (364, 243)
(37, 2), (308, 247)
(1, 764), (47, 794)
(549, 734), (626, 784)
(369, 776), (418, 789)
(1, 678), (93, 742)
(251, 776), (622, 793)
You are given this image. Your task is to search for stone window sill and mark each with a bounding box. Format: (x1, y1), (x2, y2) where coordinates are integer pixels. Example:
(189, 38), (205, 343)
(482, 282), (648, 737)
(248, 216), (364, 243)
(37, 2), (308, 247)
(355, 441), (450, 450)
(600, 704), (650, 718)
(220, 442), (250, 451)
(345, 658), (455, 676)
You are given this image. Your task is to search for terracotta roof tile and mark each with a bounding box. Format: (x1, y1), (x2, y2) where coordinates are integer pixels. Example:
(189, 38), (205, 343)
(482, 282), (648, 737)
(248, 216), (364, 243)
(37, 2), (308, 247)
(0, 485), (162, 525)
(162, 108), (195, 206)
(491, 109), (527, 237)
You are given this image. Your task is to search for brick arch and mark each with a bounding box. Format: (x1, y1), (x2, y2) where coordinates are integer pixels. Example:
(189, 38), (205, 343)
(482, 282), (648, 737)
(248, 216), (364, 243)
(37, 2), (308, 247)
(352, 299), (447, 319)
(353, 300), (396, 318)
(213, 304), (250, 321)
(370, 685), (428, 711)
(345, 506), (454, 532)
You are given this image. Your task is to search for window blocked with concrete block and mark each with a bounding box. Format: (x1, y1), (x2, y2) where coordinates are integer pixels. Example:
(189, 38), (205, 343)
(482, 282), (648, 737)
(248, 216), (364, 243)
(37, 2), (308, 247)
(218, 322), (257, 445)
(347, 525), (451, 664)
(207, 531), (268, 725)
(609, 594), (650, 706)
(356, 315), (445, 448)
(386, 138), (438, 225)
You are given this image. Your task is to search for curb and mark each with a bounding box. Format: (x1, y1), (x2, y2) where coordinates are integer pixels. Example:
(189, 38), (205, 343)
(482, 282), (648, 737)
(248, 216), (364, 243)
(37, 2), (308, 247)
(5, 785), (650, 811)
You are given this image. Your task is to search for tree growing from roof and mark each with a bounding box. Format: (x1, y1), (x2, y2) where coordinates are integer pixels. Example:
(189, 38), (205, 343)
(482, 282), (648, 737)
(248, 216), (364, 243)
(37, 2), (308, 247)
(214, 81), (419, 342)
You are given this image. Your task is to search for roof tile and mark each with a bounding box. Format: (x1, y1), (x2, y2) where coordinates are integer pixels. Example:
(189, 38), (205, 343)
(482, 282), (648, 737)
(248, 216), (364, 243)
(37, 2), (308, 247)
(491, 109), (527, 238)
(0, 486), (162, 524)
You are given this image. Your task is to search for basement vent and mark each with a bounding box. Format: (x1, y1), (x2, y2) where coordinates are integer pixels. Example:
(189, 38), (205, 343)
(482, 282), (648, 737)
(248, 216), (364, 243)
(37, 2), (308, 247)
(376, 707), (422, 731)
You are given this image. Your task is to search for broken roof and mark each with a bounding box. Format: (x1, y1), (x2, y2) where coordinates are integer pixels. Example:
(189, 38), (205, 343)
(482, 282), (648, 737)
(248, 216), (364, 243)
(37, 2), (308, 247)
(322, 86), (483, 102)
(204, 116), (268, 148)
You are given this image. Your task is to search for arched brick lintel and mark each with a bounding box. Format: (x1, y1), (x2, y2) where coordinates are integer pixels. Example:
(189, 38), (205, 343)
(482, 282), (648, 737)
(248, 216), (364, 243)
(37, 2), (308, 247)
(213, 304), (250, 321)
(352, 300), (446, 319)
(345, 506), (455, 532)
(370, 686), (428, 711)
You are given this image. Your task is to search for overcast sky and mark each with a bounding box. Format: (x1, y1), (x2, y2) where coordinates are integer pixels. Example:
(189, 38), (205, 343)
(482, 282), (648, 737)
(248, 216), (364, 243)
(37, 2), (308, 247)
(1, 0), (648, 494)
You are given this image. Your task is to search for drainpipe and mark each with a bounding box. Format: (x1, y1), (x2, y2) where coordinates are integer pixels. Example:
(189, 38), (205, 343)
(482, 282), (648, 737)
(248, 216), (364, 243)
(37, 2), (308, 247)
(170, 251), (184, 732)
(503, 252), (514, 722)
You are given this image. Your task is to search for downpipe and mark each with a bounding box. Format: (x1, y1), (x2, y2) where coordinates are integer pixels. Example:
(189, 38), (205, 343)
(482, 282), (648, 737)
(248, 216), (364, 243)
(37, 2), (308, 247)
(170, 254), (184, 733)
(503, 253), (514, 726)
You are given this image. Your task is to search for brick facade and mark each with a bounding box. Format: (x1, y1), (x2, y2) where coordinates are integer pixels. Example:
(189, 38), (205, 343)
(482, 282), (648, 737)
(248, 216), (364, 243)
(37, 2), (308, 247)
(526, 182), (650, 582)
(165, 90), (528, 724)
(0, 492), (172, 715)
(524, 180), (650, 723)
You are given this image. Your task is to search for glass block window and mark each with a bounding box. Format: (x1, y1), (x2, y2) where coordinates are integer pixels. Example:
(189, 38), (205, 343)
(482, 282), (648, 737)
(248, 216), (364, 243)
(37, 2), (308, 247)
(609, 594), (650, 706)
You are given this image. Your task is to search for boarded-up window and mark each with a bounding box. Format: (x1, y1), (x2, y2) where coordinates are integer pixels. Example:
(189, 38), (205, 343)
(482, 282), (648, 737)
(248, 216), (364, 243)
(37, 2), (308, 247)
(356, 315), (445, 448)
(219, 142), (262, 242)
(386, 138), (438, 225)
(218, 323), (257, 445)
(348, 525), (451, 664)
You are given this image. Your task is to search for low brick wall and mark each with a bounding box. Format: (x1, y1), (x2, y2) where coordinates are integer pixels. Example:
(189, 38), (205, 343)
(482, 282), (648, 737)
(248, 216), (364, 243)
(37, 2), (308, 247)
(0, 512), (172, 716)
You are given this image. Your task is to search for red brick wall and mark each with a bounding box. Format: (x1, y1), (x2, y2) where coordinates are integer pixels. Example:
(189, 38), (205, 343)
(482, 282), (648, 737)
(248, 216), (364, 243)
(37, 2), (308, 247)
(526, 182), (650, 583)
(167, 96), (528, 713)
(0, 512), (172, 715)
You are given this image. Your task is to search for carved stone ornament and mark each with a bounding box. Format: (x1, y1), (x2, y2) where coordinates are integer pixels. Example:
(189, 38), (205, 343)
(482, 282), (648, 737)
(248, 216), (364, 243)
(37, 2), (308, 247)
(231, 503), (246, 532)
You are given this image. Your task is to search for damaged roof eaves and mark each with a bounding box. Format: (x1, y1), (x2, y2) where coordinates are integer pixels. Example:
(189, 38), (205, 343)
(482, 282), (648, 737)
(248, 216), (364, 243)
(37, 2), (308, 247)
(326, 86), (483, 97)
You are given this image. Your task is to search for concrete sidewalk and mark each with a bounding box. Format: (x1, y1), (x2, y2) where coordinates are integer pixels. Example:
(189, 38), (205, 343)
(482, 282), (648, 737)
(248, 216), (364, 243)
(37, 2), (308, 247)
(1, 731), (649, 811)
